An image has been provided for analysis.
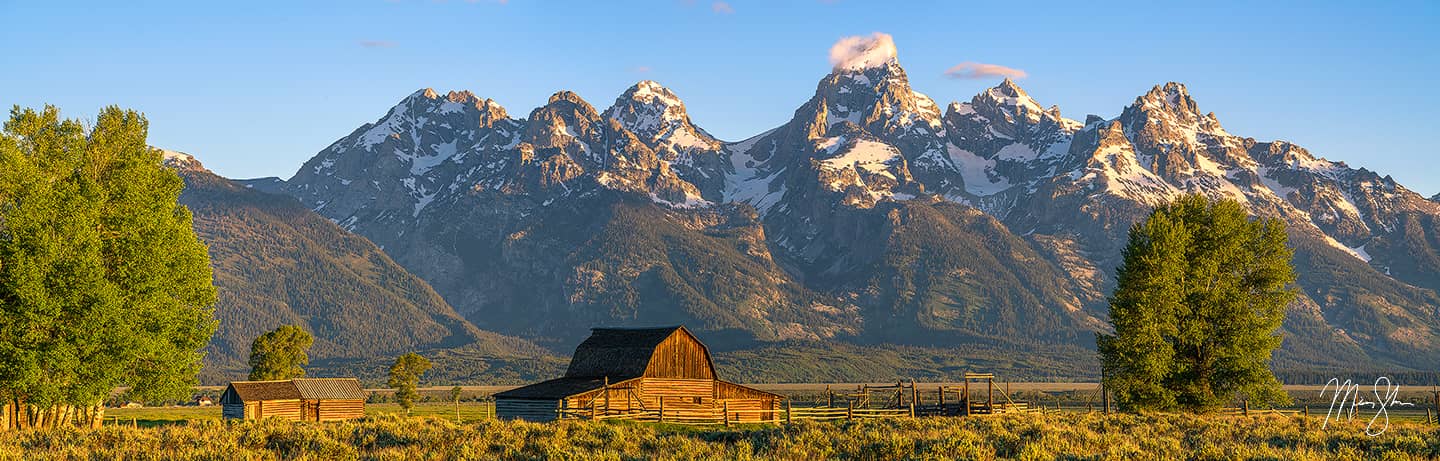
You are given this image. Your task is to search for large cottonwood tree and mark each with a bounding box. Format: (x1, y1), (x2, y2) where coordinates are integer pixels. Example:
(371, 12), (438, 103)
(1098, 194), (1295, 412)
(0, 106), (217, 428)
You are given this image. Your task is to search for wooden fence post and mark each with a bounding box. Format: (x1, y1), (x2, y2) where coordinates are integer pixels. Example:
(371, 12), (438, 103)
(987, 378), (994, 413)
(846, 401), (854, 421)
(1242, 400), (1250, 417)
(964, 382), (972, 416)
(785, 400), (792, 425)
(938, 386), (945, 413)
(826, 386), (834, 408)
(1303, 406), (1309, 418)
(658, 397), (665, 423)
(911, 379), (919, 411)
(723, 401), (730, 427)
(1100, 368), (1108, 415)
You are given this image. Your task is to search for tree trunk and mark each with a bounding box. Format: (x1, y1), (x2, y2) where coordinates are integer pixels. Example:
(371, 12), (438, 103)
(92, 403), (104, 429)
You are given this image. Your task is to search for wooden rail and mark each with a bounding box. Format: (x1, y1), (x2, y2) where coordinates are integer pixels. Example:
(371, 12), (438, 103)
(556, 403), (924, 426)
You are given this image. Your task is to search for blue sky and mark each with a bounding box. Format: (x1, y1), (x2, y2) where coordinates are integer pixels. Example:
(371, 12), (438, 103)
(3, 1), (1437, 195)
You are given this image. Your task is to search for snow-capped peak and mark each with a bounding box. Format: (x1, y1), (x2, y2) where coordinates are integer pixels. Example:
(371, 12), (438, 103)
(623, 80), (682, 107)
(828, 32), (899, 72)
(605, 80), (701, 142)
(1130, 82), (1223, 127)
(974, 78), (1047, 124)
(157, 147), (203, 170)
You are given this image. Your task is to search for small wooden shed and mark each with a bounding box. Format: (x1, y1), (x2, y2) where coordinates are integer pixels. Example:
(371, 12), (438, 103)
(495, 326), (781, 422)
(220, 378), (366, 421)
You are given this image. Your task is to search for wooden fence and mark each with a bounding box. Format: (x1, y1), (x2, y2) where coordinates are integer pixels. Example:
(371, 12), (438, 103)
(553, 398), (1050, 426)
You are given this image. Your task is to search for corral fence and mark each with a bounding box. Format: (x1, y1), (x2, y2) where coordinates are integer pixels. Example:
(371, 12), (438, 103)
(556, 401), (918, 426)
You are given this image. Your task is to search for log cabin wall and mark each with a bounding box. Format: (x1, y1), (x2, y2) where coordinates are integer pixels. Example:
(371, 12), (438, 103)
(222, 403), (245, 419)
(315, 399), (366, 421)
(252, 399), (303, 421)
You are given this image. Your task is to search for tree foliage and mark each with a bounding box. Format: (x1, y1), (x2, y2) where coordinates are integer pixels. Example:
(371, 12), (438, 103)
(387, 352), (431, 414)
(1098, 195), (1295, 412)
(247, 325), (313, 380)
(0, 105), (217, 409)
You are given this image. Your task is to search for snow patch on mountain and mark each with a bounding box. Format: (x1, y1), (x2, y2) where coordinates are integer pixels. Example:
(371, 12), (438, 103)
(947, 144), (1011, 196)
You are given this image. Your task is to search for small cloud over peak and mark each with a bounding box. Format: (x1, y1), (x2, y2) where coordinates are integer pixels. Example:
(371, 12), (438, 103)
(943, 62), (1027, 80)
(711, 1), (734, 14)
(829, 32), (897, 71)
(632, 65), (653, 73)
(359, 40), (397, 49)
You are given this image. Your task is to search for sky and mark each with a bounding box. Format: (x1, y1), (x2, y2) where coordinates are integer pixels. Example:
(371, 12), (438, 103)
(2, 1), (1438, 195)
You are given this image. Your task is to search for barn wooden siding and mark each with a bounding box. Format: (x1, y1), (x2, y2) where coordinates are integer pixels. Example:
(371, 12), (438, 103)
(496, 399), (561, 422)
(497, 326), (783, 422)
(645, 331), (715, 379)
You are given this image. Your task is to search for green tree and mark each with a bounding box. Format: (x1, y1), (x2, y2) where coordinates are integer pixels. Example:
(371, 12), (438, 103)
(247, 325), (313, 380)
(387, 353), (431, 415)
(1098, 194), (1295, 412)
(0, 105), (217, 428)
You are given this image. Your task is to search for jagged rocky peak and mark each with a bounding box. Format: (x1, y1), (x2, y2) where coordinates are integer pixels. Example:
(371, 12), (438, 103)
(1249, 140), (1321, 167)
(525, 90), (604, 150)
(1124, 82), (1225, 132)
(809, 33), (941, 135)
(604, 80), (729, 201)
(605, 80), (719, 147)
(968, 78), (1078, 132)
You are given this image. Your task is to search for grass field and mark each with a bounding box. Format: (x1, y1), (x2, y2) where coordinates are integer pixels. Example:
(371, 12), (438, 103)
(105, 402), (496, 427)
(4, 412), (1438, 460)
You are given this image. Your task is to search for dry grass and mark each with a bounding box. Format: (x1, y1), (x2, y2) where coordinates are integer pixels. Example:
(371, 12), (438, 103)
(2, 412), (1437, 460)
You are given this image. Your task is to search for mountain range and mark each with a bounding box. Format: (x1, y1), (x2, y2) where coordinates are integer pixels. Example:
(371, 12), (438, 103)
(179, 46), (1440, 382)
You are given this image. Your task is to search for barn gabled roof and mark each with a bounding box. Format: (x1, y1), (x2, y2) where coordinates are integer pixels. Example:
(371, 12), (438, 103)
(563, 326), (714, 380)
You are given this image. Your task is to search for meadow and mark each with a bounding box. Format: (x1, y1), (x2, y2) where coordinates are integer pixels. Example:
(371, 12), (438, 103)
(4, 411), (1437, 460)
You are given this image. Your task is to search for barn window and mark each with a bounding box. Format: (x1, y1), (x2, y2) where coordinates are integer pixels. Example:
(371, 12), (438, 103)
(692, 397), (701, 404)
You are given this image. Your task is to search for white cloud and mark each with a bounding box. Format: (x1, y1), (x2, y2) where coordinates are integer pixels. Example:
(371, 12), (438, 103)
(359, 40), (397, 49)
(828, 32), (897, 71)
(633, 66), (653, 73)
(711, 1), (734, 14)
(943, 62), (1027, 80)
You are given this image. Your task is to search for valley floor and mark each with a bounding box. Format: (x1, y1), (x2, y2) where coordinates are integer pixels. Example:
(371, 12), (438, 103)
(4, 412), (1437, 460)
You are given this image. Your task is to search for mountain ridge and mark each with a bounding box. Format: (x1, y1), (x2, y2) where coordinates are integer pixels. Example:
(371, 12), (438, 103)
(166, 152), (557, 383)
(249, 48), (1440, 375)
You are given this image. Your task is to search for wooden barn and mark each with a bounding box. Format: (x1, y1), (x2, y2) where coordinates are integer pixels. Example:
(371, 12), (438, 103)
(495, 326), (782, 422)
(219, 378), (366, 421)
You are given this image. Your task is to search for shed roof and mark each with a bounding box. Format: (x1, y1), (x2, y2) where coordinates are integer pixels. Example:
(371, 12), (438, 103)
(492, 377), (613, 400)
(564, 326), (695, 379)
(223, 380), (303, 402)
(292, 378), (366, 400)
(221, 378), (366, 403)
